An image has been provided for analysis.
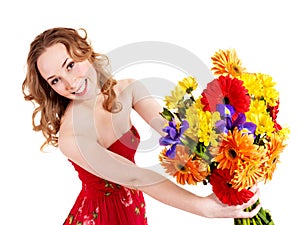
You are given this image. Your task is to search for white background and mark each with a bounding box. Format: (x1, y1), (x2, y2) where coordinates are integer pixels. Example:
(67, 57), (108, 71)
(0, 0), (299, 224)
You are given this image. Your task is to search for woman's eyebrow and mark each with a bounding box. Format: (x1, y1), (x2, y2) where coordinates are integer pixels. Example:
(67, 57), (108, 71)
(46, 58), (69, 81)
(61, 58), (68, 68)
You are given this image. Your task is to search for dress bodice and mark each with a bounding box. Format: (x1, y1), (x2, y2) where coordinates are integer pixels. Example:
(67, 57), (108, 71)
(68, 126), (140, 196)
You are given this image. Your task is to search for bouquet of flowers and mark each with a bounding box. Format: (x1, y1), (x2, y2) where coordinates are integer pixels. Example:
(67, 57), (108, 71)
(158, 49), (290, 225)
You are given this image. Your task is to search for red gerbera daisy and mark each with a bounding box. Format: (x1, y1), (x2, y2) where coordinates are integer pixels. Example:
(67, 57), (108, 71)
(201, 76), (250, 113)
(209, 168), (254, 206)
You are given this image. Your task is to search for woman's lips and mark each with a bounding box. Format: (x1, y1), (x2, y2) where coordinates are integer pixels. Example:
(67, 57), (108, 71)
(73, 79), (87, 96)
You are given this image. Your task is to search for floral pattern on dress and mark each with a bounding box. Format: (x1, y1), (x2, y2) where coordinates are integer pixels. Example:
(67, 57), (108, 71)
(121, 187), (134, 207)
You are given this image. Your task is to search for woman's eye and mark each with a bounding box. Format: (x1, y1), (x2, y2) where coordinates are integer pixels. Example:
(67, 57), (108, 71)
(67, 62), (75, 70)
(51, 78), (59, 85)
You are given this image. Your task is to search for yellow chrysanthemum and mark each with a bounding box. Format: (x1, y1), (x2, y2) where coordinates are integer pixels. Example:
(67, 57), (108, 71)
(246, 111), (275, 136)
(277, 127), (290, 140)
(209, 130), (220, 148)
(240, 73), (263, 98)
(209, 112), (221, 146)
(159, 146), (209, 185)
(241, 73), (279, 107)
(248, 99), (268, 115)
(164, 85), (185, 109)
(211, 48), (246, 78)
(264, 133), (287, 181)
(185, 98), (220, 145)
(231, 159), (265, 191)
(197, 110), (220, 146)
(185, 104), (199, 141)
(256, 73), (279, 107)
(178, 76), (198, 94)
(263, 87), (279, 107)
(213, 128), (260, 175)
(194, 97), (204, 111)
(197, 110), (212, 146)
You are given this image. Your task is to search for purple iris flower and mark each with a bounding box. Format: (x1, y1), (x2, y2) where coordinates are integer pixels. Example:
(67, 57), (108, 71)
(159, 120), (189, 158)
(215, 104), (235, 133)
(215, 104), (256, 135)
(216, 104), (235, 118)
(232, 113), (257, 135)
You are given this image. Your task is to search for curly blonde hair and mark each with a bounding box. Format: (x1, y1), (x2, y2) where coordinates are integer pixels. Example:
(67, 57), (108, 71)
(22, 27), (118, 150)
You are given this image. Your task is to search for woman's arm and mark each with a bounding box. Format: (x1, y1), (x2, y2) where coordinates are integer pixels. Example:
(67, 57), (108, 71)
(129, 79), (167, 136)
(140, 176), (261, 219)
(60, 130), (261, 219)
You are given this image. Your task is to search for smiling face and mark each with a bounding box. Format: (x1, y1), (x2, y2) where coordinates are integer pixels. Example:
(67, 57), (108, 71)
(37, 43), (99, 100)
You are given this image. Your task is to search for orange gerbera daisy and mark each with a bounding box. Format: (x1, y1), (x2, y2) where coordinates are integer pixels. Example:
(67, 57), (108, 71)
(264, 133), (287, 181)
(159, 146), (209, 185)
(211, 49), (246, 78)
(213, 128), (259, 175)
(231, 159), (265, 191)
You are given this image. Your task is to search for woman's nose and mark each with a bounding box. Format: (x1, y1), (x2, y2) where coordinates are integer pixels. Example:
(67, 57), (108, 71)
(64, 74), (80, 91)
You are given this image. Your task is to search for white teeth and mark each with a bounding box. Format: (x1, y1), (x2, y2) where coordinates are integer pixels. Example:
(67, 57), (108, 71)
(75, 80), (86, 94)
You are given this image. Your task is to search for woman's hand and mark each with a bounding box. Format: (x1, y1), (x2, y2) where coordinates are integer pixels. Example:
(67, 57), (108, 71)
(200, 185), (261, 218)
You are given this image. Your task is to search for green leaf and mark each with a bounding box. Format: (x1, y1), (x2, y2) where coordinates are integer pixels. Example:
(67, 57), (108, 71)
(159, 107), (174, 121)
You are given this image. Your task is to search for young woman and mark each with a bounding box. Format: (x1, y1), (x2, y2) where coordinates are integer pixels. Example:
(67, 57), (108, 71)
(22, 27), (261, 225)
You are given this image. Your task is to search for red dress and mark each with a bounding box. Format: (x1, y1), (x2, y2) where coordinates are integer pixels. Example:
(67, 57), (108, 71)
(63, 126), (148, 225)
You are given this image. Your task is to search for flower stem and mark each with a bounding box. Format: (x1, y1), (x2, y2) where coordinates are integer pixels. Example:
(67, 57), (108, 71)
(234, 199), (274, 225)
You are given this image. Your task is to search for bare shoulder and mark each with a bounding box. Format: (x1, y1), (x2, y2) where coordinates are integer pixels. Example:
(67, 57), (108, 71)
(58, 102), (98, 164)
(59, 101), (95, 137)
(115, 78), (148, 97)
(114, 78), (136, 93)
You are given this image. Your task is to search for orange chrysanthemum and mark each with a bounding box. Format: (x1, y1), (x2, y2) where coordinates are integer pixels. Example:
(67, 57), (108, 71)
(213, 128), (260, 175)
(264, 133), (287, 181)
(159, 146), (209, 185)
(211, 49), (246, 78)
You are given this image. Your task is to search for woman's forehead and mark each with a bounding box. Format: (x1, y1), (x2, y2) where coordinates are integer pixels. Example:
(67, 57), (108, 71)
(37, 43), (69, 79)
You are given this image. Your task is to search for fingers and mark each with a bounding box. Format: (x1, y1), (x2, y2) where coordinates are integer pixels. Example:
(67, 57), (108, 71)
(237, 203), (262, 219)
(236, 186), (261, 218)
